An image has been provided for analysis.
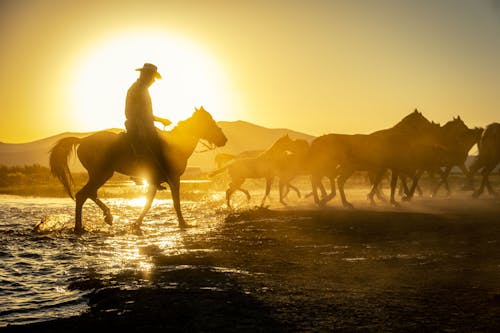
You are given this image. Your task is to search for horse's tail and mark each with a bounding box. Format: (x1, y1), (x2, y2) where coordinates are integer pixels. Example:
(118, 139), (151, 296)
(208, 165), (229, 178)
(49, 137), (81, 200)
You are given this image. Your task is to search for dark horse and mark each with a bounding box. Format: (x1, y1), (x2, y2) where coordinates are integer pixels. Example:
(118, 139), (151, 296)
(50, 107), (227, 233)
(470, 123), (500, 198)
(308, 109), (441, 207)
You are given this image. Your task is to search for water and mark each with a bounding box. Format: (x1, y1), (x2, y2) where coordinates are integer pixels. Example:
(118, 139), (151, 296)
(0, 194), (228, 327)
(1, 186), (499, 329)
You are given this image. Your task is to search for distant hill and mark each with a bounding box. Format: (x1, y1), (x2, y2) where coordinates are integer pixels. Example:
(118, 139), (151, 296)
(0, 121), (316, 172)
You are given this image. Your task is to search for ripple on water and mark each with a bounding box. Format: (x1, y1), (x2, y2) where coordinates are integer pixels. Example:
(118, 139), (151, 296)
(0, 196), (228, 326)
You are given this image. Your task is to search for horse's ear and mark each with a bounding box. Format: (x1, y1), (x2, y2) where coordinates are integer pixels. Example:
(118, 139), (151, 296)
(194, 107), (199, 112)
(200, 106), (205, 111)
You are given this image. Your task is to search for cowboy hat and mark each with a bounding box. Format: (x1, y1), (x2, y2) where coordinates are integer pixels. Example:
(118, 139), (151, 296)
(135, 63), (162, 79)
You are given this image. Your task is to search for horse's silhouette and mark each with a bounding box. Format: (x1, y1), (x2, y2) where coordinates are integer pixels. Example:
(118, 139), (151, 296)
(417, 117), (482, 197)
(470, 123), (500, 198)
(50, 107), (227, 233)
(209, 135), (297, 208)
(308, 110), (442, 207)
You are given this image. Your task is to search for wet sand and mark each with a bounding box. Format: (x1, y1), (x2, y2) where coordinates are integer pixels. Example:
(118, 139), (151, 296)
(3, 195), (500, 332)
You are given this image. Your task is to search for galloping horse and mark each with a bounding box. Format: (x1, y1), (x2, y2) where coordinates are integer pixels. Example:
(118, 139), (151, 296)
(427, 117), (482, 197)
(470, 123), (500, 198)
(309, 110), (441, 207)
(50, 107), (227, 233)
(209, 135), (297, 208)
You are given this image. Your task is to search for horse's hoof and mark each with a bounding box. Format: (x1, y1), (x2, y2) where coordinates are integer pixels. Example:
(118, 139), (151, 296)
(391, 201), (401, 208)
(401, 196), (411, 202)
(130, 225), (143, 235)
(104, 215), (113, 226)
(341, 199), (354, 208)
(179, 222), (191, 229)
(74, 227), (85, 235)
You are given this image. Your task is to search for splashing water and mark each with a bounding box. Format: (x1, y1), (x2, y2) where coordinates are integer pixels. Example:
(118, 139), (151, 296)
(0, 194), (228, 326)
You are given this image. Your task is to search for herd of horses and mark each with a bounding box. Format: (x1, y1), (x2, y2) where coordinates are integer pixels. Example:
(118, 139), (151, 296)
(49, 107), (499, 233)
(211, 110), (500, 209)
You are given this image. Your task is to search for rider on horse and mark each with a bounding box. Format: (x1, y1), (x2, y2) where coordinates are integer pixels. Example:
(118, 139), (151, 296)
(125, 63), (171, 189)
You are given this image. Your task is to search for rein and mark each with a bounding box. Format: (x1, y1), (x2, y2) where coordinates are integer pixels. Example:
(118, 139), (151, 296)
(195, 140), (217, 153)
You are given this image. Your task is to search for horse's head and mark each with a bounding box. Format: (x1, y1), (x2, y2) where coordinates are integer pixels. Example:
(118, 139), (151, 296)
(267, 135), (295, 155)
(442, 116), (468, 133)
(189, 106), (227, 147)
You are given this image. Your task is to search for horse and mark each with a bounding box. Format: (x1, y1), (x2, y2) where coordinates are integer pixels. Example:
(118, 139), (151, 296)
(50, 106), (227, 233)
(427, 117), (482, 197)
(209, 135), (297, 208)
(308, 109), (441, 207)
(469, 123), (500, 198)
(390, 117), (482, 201)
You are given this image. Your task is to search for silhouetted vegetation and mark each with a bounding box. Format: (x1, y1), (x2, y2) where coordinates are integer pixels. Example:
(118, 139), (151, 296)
(0, 164), (84, 196)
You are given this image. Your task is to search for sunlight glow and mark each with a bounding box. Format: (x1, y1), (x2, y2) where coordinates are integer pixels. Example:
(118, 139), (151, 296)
(68, 31), (235, 132)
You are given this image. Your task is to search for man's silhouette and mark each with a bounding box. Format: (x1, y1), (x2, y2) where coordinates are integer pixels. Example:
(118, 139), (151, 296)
(125, 63), (171, 189)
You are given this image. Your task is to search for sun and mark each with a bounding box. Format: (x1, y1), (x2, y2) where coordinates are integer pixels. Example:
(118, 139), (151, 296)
(68, 31), (236, 132)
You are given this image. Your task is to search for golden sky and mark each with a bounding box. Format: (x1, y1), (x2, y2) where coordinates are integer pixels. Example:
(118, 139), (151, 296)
(1, 0), (499, 143)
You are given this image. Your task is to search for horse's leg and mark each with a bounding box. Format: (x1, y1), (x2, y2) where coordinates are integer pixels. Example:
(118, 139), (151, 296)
(403, 170), (424, 201)
(170, 178), (187, 228)
(431, 166), (452, 197)
(73, 173), (112, 234)
(336, 168), (354, 208)
(74, 184), (90, 234)
(237, 188), (251, 201)
(435, 166), (452, 197)
(228, 177), (249, 208)
(398, 175), (410, 197)
(226, 178), (243, 208)
(317, 174), (337, 205)
(287, 182), (301, 198)
(261, 177), (274, 207)
(389, 170), (400, 207)
(484, 168), (497, 196)
(89, 197), (113, 226)
(367, 170), (385, 205)
(472, 169), (488, 199)
(278, 178), (288, 206)
(459, 163), (474, 191)
(311, 175), (321, 205)
(327, 175), (336, 199)
(132, 185), (157, 232)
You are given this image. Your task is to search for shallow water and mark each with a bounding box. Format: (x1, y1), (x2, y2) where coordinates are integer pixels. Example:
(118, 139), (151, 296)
(0, 194), (228, 326)
(1, 185), (499, 328)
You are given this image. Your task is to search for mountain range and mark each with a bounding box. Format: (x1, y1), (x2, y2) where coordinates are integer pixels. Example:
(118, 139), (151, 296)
(0, 121), (316, 172)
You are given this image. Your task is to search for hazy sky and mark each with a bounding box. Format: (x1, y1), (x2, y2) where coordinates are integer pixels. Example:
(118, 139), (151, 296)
(1, 0), (499, 142)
